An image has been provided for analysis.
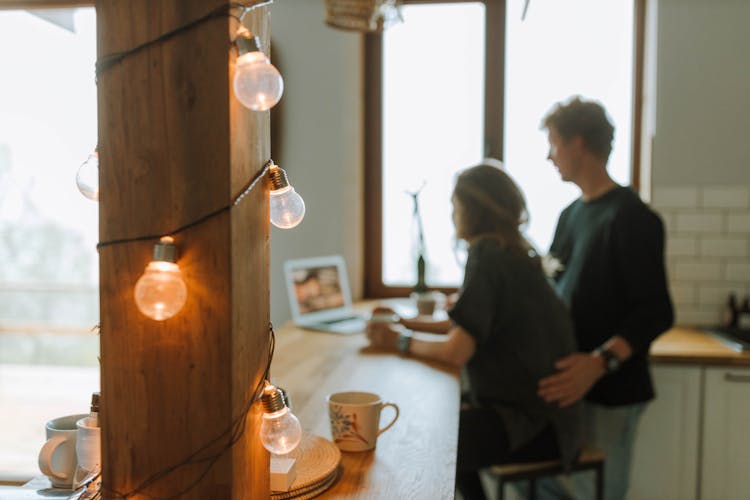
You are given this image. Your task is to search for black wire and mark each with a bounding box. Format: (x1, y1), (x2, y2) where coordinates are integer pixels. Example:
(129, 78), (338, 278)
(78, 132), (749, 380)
(96, 160), (272, 251)
(95, 2), (247, 78)
(105, 324), (276, 499)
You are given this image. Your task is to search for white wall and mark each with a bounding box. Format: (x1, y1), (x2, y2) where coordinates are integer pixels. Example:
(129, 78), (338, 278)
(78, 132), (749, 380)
(651, 0), (750, 326)
(269, 0), (363, 326)
(268, 0), (750, 327)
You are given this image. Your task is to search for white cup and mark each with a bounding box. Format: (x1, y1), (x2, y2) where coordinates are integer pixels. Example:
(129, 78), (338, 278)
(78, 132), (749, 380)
(73, 416), (101, 488)
(38, 414), (87, 489)
(327, 391), (399, 452)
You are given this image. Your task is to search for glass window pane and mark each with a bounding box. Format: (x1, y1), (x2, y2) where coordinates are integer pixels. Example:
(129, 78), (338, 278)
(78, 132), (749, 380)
(0, 8), (99, 478)
(382, 3), (485, 287)
(504, 0), (634, 252)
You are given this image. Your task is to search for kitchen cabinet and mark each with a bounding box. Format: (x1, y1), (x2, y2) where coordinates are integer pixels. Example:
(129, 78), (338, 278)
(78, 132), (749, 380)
(628, 365), (701, 500)
(701, 366), (750, 500)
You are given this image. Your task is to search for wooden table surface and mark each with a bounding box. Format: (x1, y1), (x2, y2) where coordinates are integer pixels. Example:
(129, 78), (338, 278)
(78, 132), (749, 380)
(650, 326), (750, 366)
(272, 321), (460, 499)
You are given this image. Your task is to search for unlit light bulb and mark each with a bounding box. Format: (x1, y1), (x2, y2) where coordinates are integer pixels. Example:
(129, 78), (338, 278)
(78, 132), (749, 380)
(76, 151), (99, 201)
(267, 163), (305, 229)
(259, 384), (302, 455)
(233, 27), (283, 111)
(134, 236), (187, 321)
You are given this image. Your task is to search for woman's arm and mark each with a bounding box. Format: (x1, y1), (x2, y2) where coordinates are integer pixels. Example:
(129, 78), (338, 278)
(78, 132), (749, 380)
(366, 323), (475, 368)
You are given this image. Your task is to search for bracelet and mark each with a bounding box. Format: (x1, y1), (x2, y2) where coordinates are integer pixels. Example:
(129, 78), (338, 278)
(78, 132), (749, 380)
(397, 329), (413, 355)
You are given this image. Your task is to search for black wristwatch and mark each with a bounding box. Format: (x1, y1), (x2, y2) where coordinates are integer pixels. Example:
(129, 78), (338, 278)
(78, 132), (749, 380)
(594, 347), (621, 373)
(397, 330), (413, 355)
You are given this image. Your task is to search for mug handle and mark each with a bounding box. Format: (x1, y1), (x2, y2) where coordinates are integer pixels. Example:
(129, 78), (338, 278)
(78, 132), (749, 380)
(38, 435), (71, 481)
(377, 402), (400, 436)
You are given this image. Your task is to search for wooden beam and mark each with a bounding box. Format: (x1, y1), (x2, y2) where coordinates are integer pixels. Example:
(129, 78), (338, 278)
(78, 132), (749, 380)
(96, 1), (269, 498)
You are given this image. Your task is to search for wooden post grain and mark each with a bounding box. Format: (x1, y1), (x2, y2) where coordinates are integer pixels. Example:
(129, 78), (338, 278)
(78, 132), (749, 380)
(96, 1), (270, 498)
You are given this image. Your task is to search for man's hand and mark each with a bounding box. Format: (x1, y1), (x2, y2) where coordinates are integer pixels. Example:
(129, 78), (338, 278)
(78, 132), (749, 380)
(537, 353), (606, 408)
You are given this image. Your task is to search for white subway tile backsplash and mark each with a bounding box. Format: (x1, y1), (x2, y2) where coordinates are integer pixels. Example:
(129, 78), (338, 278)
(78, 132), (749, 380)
(699, 237), (748, 258)
(727, 213), (750, 233)
(652, 187), (699, 209)
(725, 262), (750, 282)
(697, 285), (745, 308)
(674, 213), (724, 233)
(701, 186), (750, 209)
(670, 283), (697, 305)
(675, 308), (721, 327)
(673, 261), (723, 281)
(666, 236), (698, 257)
(654, 185), (750, 327)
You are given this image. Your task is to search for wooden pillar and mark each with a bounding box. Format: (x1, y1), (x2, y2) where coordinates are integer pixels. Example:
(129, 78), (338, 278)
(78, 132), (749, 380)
(96, 1), (270, 498)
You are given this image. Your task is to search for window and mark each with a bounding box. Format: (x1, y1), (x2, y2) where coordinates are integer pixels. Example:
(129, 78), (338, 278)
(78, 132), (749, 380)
(0, 7), (99, 479)
(366, 0), (644, 297)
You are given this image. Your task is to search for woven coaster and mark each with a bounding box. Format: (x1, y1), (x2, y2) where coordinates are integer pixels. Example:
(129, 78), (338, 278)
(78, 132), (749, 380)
(271, 432), (341, 498)
(271, 466), (341, 500)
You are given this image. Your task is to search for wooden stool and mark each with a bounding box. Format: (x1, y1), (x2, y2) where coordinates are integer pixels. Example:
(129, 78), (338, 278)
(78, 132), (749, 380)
(489, 447), (605, 500)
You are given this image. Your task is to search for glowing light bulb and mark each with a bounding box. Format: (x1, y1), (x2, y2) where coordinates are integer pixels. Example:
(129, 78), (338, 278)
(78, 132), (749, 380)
(76, 151), (99, 201)
(259, 385), (302, 455)
(267, 163), (305, 229)
(233, 27), (283, 111)
(134, 236), (187, 321)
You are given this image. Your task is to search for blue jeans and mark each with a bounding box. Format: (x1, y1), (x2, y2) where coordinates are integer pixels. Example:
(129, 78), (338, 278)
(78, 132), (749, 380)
(527, 401), (647, 500)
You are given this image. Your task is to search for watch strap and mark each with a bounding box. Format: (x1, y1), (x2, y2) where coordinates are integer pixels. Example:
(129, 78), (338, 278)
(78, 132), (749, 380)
(397, 329), (413, 355)
(593, 346), (621, 373)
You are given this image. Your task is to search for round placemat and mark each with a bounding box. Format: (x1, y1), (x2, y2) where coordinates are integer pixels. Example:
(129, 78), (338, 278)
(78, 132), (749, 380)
(271, 432), (341, 497)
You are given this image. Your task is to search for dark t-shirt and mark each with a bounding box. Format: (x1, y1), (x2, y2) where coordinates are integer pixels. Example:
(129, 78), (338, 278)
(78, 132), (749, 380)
(550, 186), (674, 406)
(449, 237), (582, 468)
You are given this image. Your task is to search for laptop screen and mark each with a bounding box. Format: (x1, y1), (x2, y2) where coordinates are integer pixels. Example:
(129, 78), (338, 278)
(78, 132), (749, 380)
(291, 264), (344, 314)
(284, 255), (354, 324)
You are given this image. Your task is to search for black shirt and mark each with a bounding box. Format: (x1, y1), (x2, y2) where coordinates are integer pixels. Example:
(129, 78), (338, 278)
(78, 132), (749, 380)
(449, 236), (582, 468)
(550, 186), (674, 406)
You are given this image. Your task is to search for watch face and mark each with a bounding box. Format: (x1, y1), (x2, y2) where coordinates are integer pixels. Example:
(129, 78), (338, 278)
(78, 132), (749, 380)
(603, 350), (620, 372)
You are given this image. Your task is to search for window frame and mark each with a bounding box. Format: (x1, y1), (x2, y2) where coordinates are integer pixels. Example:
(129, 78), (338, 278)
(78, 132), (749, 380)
(364, 0), (646, 298)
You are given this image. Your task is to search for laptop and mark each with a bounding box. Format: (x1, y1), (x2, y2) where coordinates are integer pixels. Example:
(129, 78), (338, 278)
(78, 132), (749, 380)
(283, 255), (367, 334)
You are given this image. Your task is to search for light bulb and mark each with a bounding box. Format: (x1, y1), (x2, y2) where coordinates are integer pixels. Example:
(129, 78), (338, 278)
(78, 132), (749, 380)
(76, 151), (99, 201)
(267, 163), (305, 229)
(259, 385), (302, 455)
(134, 236), (187, 321)
(233, 28), (283, 111)
(270, 186), (305, 229)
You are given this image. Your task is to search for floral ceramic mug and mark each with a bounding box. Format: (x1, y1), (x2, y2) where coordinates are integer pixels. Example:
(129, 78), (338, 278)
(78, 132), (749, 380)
(327, 391), (399, 452)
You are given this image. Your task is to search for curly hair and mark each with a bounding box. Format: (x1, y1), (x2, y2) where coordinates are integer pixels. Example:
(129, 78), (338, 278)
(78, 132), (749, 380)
(541, 96), (615, 161)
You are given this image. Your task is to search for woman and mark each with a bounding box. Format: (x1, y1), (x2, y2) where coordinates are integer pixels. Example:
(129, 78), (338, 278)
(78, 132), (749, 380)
(366, 161), (582, 500)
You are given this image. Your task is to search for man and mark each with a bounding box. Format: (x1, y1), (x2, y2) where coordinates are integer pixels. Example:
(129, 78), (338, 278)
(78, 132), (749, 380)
(537, 96), (673, 500)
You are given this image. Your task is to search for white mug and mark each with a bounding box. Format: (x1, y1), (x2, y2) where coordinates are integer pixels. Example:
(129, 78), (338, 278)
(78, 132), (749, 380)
(327, 391), (399, 452)
(38, 414), (87, 488)
(73, 416), (101, 489)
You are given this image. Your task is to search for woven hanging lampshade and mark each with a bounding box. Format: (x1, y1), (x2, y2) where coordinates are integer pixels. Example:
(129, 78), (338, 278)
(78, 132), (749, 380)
(324, 0), (402, 33)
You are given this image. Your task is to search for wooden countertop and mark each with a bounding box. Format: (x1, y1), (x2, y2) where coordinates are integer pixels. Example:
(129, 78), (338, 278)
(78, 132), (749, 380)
(650, 327), (750, 366)
(272, 322), (460, 499)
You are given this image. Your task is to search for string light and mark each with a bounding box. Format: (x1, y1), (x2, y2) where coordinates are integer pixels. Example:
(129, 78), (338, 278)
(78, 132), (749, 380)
(233, 26), (284, 111)
(259, 384), (302, 455)
(88, 1), (306, 497)
(76, 150), (99, 201)
(268, 163), (305, 228)
(134, 236), (187, 321)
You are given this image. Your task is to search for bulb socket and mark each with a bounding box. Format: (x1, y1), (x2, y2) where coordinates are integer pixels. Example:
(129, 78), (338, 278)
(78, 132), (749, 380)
(235, 27), (262, 56)
(153, 236), (177, 263)
(267, 164), (290, 191)
(261, 385), (287, 413)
